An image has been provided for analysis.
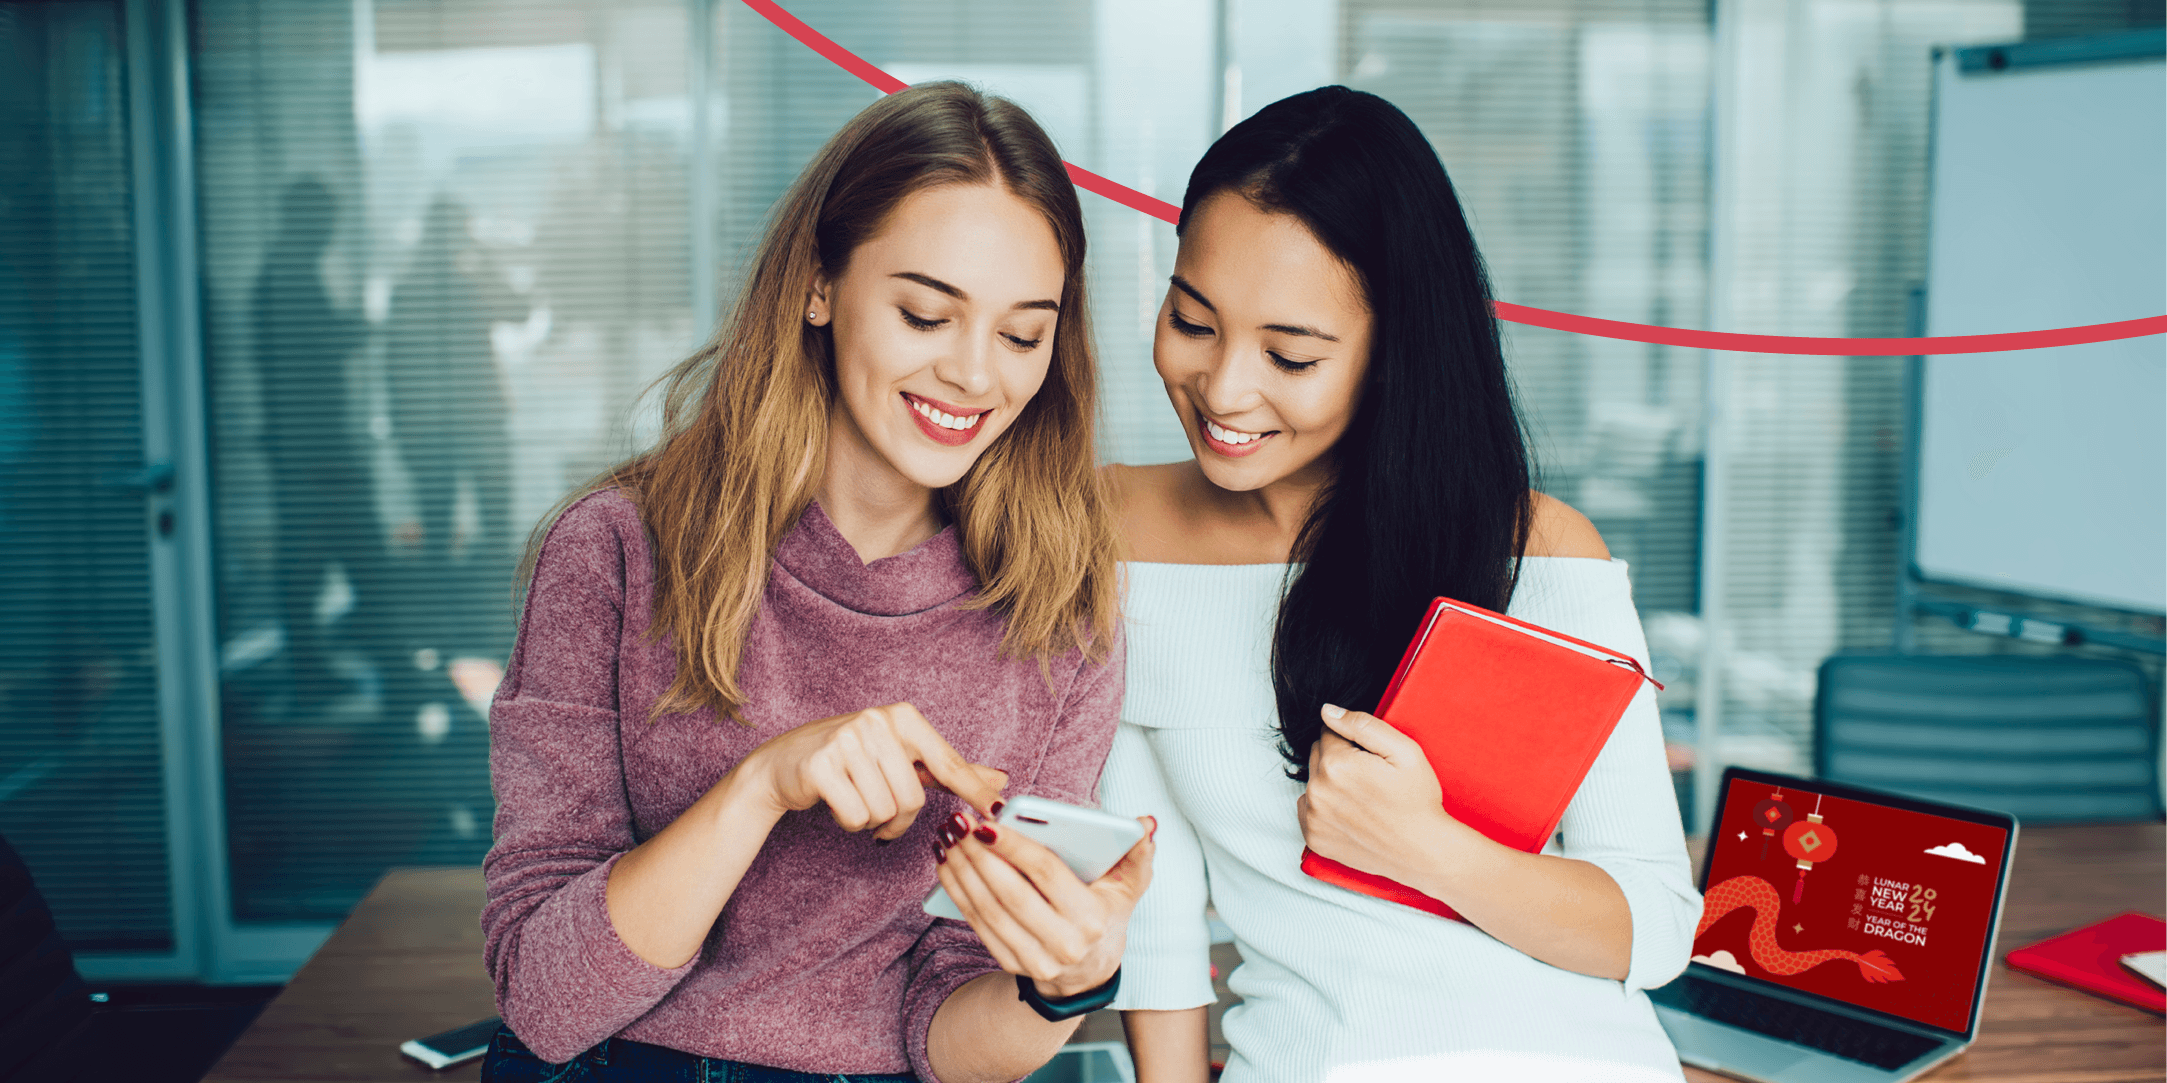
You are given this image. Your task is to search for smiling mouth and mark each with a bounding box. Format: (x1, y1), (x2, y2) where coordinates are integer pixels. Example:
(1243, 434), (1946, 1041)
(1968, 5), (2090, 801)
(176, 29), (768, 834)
(903, 392), (990, 446)
(1198, 411), (1277, 457)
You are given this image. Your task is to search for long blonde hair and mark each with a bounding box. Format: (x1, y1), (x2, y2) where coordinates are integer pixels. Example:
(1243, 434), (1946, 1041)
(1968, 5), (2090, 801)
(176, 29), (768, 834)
(526, 82), (1119, 720)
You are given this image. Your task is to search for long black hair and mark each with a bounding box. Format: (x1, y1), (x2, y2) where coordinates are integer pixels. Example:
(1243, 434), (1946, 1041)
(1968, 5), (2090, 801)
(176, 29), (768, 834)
(1175, 86), (1535, 777)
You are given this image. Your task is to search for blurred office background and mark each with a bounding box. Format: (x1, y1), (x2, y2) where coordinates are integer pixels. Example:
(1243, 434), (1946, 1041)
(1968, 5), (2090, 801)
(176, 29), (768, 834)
(1, 0), (2161, 986)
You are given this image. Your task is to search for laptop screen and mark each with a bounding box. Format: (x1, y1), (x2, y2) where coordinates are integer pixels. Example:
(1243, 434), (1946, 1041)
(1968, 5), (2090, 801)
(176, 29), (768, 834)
(1692, 771), (2014, 1036)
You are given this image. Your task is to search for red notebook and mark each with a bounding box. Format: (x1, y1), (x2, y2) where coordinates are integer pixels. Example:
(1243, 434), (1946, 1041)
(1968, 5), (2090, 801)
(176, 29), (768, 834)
(1299, 596), (1660, 921)
(2004, 912), (2166, 1014)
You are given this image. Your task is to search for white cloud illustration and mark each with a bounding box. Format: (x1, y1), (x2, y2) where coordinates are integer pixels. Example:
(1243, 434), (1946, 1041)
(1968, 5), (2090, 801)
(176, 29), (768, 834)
(1692, 950), (1747, 975)
(1924, 841), (1986, 864)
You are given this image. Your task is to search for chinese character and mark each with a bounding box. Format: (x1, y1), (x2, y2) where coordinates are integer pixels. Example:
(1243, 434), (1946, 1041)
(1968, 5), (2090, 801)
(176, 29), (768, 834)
(1856, 873), (1870, 885)
(1847, 918), (1861, 930)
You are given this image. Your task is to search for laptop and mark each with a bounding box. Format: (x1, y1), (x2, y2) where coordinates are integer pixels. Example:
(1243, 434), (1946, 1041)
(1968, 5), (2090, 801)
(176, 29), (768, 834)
(1651, 767), (2018, 1083)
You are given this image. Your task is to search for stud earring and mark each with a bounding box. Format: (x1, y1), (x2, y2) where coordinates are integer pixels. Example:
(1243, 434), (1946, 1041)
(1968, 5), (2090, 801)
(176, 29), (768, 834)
(808, 309), (818, 322)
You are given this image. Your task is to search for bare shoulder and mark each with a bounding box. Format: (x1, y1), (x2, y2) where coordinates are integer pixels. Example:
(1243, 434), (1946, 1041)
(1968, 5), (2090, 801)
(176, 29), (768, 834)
(1523, 491), (1611, 560)
(1101, 461), (1207, 563)
(1101, 461), (1188, 518)
(1099, 462), (1138, 511)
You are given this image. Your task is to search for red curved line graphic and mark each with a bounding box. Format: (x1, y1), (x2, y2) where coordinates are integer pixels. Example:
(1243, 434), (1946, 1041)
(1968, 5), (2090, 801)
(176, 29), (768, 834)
(744, 0), (906, 94)
(739, 0), (2167, 356)
(1066, 162), (1184, 225)
(1496, 305), (2167, 356)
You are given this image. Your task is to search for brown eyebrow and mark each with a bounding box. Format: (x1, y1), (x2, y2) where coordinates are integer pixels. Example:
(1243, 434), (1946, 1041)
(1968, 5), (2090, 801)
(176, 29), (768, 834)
(892, 271), (1059, 313)
(1170, 274), (1340, 342)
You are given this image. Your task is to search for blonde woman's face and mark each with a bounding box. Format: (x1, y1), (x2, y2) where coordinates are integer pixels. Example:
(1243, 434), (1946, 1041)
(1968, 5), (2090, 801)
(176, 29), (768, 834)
(1154, 191), (1373, 494)
(815, 182), (1065, 492)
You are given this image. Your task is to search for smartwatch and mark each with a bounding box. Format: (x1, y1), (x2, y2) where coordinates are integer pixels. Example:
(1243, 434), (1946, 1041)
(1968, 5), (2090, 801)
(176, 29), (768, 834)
(1015, 968), (1121, 1021)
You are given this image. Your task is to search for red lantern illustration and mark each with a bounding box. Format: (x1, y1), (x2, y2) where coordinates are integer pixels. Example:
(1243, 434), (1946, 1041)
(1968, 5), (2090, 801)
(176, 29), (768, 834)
(1751, 789), (1795, 860)
(1782, 794), (1839, 903)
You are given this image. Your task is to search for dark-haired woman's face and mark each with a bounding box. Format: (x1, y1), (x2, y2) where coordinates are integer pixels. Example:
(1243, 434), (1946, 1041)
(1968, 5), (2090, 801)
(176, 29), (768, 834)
(1154, 191), (1373, 494)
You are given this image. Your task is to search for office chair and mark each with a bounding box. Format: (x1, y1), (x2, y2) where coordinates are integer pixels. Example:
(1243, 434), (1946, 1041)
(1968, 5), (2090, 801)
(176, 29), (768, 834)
(0, 833), (94, 1083)
(1815, 653), (2163, 823)
(0, 833), (275, 1083)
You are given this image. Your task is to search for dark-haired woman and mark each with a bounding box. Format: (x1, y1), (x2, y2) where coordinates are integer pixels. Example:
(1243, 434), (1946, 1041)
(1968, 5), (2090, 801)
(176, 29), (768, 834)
(1100, 86), (1699, 1082)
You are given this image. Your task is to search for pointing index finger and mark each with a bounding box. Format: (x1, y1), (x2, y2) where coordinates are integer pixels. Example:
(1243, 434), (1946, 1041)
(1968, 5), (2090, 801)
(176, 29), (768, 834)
(884, 704), (1007, 815)
(913, 760), (1010, 815)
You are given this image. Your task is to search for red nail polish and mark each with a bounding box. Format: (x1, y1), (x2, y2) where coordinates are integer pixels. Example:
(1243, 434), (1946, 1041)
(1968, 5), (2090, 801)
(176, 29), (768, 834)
(950, 812), (970, 833)
(990, 800), (1005, 817)
(938, 824), (962, 847)
(973, 825), (997, 844)
(933, 843), (946, 864)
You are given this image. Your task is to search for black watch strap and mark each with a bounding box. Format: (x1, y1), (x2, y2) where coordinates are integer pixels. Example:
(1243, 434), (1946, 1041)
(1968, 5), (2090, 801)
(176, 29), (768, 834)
(1015, 968), (1121, 1021)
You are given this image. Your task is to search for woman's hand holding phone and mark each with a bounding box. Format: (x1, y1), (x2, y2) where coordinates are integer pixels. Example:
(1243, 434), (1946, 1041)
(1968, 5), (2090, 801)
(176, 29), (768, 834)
(734, 702), (1009, 839)
(935, 810), (1157, 997)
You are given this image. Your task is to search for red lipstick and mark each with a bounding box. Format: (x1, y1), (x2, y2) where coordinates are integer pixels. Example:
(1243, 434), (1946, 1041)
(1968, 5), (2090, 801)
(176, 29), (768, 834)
(903, 392), (990, 447)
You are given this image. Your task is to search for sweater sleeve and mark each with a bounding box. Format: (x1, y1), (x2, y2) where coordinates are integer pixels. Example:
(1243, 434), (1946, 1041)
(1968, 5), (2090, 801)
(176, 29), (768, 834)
(1098, 722), (1217, 1011)
(480, 496), (697, 1063)
(1512, 560), (1703, 994)
(1018, 628), (1129, 806)
(901, 634), (1127, 1082)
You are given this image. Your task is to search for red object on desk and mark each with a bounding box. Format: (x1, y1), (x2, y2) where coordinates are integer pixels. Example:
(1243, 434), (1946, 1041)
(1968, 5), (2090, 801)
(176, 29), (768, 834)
(1299, 597), (1659, 921)
(2005, 912), (2166, 1014)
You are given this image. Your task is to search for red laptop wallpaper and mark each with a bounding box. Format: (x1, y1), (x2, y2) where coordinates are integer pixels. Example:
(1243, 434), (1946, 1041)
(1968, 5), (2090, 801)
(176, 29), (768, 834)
(1693, 777), (2009, 1034)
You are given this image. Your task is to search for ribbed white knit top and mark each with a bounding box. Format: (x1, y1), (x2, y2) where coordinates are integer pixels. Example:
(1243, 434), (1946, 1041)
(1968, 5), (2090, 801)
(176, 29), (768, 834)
(1100, 558), (1700, 1083)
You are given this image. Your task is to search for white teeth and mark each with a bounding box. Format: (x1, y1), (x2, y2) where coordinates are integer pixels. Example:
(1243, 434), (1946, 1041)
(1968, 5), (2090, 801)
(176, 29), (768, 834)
(1204, 418), (1261, 446)
(910, 397), (984, 431)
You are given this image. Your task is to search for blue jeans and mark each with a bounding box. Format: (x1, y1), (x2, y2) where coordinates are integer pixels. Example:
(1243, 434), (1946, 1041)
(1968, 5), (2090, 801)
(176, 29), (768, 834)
(479, 1025), (921, 1083)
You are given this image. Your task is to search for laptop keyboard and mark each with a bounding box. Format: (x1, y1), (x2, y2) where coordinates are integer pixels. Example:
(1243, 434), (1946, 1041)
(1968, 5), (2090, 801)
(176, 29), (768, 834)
(1651, 974), (1944, 1071)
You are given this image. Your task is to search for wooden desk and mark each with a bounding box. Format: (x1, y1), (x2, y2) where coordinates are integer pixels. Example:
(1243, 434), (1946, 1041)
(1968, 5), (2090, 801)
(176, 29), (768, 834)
(207, 825), (2163, 1082)
(205, 867), (494, 1082)
(196, 867), (1135, 1082)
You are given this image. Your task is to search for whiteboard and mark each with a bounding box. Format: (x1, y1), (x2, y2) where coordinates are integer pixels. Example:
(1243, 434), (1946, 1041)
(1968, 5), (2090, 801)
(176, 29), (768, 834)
(1917, 42), (2166, 615)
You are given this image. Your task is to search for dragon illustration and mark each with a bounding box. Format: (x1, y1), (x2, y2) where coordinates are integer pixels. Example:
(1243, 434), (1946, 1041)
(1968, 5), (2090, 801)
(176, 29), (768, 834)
(1698, 875), (1905, 984)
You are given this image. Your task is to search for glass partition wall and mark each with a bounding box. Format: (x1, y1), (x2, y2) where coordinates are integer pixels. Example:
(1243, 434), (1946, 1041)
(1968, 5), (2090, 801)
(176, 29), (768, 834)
(0, 0), (172, 956)
(3, 0), (2105, 979)
(194, 0), (700, 924)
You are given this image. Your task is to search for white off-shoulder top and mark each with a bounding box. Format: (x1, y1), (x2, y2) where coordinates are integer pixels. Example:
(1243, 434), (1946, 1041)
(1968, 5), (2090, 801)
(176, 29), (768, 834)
(1099, 557), (1701, 1083)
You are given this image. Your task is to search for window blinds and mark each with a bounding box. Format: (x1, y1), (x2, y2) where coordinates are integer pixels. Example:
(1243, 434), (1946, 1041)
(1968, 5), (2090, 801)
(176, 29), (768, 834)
(192, 0), (700, 920)
(1701, 0), (2024, 785)
(0, 0), (173, 952)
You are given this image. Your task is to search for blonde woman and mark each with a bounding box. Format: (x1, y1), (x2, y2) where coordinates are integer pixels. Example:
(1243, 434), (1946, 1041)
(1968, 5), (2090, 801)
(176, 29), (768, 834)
(481, 83), (1152, 1083)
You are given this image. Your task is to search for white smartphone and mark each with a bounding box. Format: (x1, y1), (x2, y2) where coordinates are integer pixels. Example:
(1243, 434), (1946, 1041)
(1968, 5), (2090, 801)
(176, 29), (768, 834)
(398, 1015), (500, 1070)
(924, 795), (1145, 920)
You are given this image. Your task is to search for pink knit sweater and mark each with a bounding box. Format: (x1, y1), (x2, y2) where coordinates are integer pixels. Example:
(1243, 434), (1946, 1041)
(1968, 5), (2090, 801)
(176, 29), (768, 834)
(482, 492), (1124, 1078)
